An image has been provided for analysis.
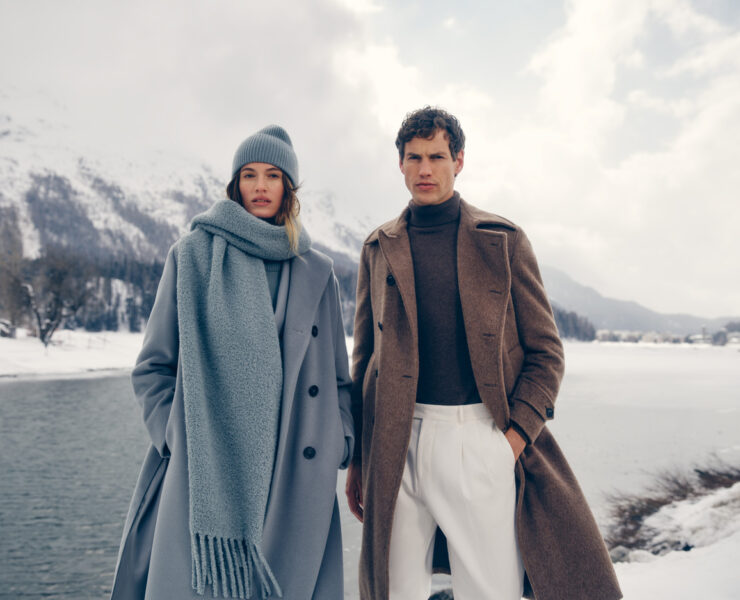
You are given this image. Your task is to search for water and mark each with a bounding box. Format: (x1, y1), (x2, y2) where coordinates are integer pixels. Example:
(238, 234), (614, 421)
(552, 343), (740, 522)
(0, 376), (148, 599)
(1, 343), (739, 599)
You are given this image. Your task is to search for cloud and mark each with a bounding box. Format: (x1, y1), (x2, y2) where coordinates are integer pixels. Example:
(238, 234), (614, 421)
(330, 0), (384, 15)
(484, 0), (740, 316)
(0, 0), (407, 214)
(1, 0), (738, 316)
(626, 90), (694, 117)
(666, 29), (740, 75)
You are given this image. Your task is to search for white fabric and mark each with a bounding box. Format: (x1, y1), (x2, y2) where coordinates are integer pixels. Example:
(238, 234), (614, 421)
(388, 403), (525, 600)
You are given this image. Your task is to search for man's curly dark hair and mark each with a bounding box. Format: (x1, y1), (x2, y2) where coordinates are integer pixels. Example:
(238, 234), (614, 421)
(395, 106), (466, 160)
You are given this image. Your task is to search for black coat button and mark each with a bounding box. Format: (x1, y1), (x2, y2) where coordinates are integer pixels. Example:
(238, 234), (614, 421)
(377, 322), (383, 331)
(308, 385), (319, 397)
(311, 325), (318, 337)
(546, 407), (554, 418)
(303, 447), (316, 459)
(386, 274), (395, 286)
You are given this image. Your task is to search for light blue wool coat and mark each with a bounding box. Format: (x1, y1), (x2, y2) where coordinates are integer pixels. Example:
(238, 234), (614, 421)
(110, 236), (354, 599)
(176, 201), (313, 598)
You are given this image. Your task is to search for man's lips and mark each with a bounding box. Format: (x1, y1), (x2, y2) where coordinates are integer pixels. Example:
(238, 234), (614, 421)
(416, 182), (436, 191)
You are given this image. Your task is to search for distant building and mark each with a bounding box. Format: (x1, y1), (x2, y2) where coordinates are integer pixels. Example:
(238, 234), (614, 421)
(596, 329), (619, 342)
(727, 332), (740, 345)
(687, 332), (712, 344)
(640, 331), (683, 344)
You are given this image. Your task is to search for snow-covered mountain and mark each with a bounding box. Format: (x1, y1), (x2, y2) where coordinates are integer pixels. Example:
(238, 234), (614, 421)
(0, 90), (370, 265)
(541, 265), (736, 336)
(3, 90), (735, 337)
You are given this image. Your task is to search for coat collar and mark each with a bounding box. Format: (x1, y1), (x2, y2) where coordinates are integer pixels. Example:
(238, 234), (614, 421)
(457, 195), (514, 295)
(366, 194), (516, 244)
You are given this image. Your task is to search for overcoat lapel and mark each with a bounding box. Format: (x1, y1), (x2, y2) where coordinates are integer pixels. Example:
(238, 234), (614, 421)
(376, 209), (418, 349)
(456, 202), (512, 428)
(274, 251), (332, 469)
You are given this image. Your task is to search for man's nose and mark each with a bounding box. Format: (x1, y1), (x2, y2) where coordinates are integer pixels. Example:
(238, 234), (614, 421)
(419, 158), (432, 176)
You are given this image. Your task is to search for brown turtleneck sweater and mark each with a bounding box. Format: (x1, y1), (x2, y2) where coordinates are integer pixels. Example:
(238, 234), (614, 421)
(407, 193), (481, 406)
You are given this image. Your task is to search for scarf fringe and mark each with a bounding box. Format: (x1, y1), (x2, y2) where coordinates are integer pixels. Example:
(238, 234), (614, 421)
(192, 533), (282, 598)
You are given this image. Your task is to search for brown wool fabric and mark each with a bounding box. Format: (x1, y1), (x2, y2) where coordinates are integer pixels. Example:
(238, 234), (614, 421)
(350, 197), (622, 600)
(407, 193), (480, 406)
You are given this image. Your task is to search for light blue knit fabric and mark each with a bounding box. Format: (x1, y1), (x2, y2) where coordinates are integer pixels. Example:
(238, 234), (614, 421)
(176, 199), (310, 598)
(231, 125), (298, 186)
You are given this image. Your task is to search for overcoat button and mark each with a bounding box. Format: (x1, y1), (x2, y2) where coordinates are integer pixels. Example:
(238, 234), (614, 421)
(303, 447), (316, 459)
(308, 385), (319, 397)
(386, 274), (395, 286)
(311, 325), (318, 337)
(546, 407), (554, 418)
(377, 322), (383, 331)
(375, 369), (378, 378)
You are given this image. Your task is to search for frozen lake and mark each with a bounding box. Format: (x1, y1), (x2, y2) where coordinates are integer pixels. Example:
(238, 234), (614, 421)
(1, 342), (738, 598)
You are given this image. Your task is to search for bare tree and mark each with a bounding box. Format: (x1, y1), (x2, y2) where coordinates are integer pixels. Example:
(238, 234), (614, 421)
(23, 247), (94, 347)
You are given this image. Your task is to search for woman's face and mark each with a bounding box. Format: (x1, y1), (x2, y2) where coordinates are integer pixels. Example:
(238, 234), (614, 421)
(238, 162), (284, 220)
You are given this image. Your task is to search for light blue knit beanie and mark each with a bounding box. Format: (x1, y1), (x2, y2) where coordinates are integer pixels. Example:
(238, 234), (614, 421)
(231, 125), (299, 186)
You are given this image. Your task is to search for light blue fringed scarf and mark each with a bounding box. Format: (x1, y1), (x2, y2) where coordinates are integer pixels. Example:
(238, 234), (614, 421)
(176, 199), (310, 598)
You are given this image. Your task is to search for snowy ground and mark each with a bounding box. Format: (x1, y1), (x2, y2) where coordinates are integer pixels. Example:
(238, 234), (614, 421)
(1, 333), (739, 598)
(0, 329), (143, 380)
(425, 482), (740, 600)
(612, 482), (740, 599)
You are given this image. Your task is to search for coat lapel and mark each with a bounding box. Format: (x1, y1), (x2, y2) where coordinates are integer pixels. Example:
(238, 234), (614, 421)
(457, 200), (512, 426)
(277, 250), (332, 460)
(376, 208), (419, 349)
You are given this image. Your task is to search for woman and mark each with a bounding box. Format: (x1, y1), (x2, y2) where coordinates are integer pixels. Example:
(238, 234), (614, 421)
(110, 125), (354, 600)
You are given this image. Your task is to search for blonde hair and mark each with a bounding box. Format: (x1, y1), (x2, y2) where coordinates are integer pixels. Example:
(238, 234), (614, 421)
(226, 171), (302, 254)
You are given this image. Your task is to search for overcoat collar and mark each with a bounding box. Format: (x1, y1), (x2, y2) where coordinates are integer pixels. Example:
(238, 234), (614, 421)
(456, 196), (514, 297)
(368, 193), (515, 325)
(367, 194), (515, 243)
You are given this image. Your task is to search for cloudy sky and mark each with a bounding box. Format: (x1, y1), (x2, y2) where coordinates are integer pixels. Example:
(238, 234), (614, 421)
(2, 0), (739, 318)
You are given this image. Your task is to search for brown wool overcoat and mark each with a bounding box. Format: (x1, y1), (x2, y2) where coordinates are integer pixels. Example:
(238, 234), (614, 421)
(350, 197), (622, 600)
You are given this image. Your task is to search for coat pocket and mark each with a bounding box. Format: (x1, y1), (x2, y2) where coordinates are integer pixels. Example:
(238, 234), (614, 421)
(483, 421), (517, 479)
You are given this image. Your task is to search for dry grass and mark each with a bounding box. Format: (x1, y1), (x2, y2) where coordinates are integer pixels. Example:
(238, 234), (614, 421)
(605, 457), (740, 560)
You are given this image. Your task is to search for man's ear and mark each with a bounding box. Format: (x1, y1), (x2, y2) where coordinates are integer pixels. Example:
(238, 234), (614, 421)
(454, 149), (465, 176)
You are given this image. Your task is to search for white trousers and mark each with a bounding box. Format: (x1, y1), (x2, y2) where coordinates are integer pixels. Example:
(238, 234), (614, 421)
(388, 403), (525, 600)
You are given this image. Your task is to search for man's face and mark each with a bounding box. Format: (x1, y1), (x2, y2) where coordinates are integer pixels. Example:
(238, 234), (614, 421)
(399, 129), (464, 206)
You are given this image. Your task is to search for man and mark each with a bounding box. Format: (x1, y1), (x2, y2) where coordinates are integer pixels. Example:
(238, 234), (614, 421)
(345, 107), (621, 600)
